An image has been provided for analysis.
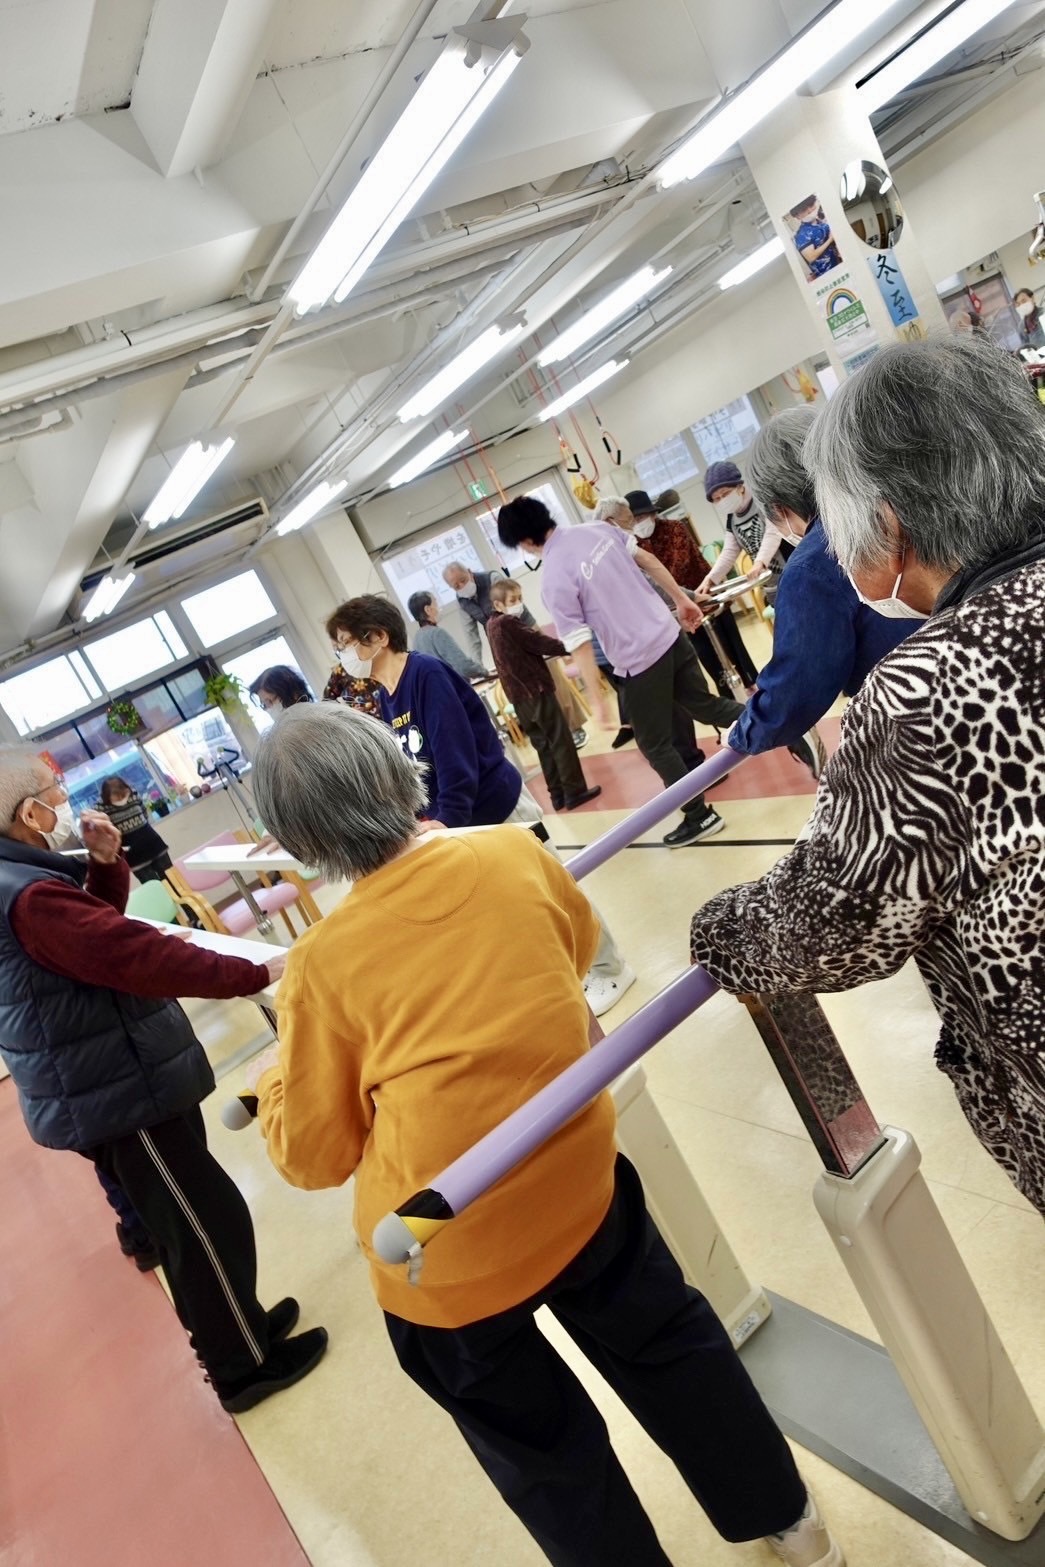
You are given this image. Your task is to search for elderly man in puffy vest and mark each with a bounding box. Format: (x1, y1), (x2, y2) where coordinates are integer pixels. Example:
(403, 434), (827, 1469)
(0, 744), (327, 1413)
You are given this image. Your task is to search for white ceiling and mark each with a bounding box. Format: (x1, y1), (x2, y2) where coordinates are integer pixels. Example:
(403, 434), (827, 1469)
(1, 0), (1043, 661)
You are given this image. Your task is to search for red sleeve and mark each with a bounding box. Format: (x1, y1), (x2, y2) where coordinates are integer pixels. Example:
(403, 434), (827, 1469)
(10, 880), (272, 1000)
(83, 855), (130, 913)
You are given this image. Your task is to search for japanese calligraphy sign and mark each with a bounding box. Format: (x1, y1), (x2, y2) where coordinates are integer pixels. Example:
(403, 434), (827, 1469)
(867, 252), (919, 329)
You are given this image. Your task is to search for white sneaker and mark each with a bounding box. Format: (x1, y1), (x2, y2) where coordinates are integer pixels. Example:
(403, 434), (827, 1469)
(765, 1493), (845, 1567)
(584, 964), (637, 1018)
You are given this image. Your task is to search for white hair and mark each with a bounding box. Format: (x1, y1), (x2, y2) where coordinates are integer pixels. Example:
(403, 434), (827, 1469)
(253, 703), (425, 880)
(805, 335), (1045, 573)
(594, 496), (631, 524)
(0, 745), (53, 837)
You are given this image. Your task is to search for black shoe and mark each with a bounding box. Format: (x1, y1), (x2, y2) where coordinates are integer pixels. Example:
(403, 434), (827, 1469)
(572, 729), (588, 749)
(266, 1297), (300, 1344)
(549, 791), (565, 811)
(216, 1327), (329, 1414)
(564, 785), (602, 810)
(662, 808), (725, 847)
(610, 727), (635, 750)
(115, 1221), (161, 1273)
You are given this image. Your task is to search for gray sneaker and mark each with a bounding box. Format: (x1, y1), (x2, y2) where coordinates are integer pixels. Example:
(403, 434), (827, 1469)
(787, 727), (828, 780)
(766, 1492), (845, 1566)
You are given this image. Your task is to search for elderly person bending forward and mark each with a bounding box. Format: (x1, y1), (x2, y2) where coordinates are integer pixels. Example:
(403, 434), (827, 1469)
(249, 701), (841, 1567)
(691, 335), (1045, 1216)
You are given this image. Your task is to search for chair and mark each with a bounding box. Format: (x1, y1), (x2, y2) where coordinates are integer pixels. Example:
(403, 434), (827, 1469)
(251, 817), (326, 898)
(126, 879), (191, 926)
(165, 832), (315, 940)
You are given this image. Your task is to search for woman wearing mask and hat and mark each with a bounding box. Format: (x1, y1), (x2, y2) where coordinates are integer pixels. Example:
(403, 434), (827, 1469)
(699, 460), (792, 606)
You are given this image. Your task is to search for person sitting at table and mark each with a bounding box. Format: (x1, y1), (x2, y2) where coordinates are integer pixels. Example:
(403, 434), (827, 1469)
(324, 595), (634, 1015)
(407, 590), (487, 681)
(731, 406), (917, 779)
(248, 664), (313, 716)
(248, 700), (842, 1567)
(0, 744), (328, 1413)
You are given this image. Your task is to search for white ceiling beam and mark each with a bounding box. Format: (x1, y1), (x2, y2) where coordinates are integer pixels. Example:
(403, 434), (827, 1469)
(13, 369), (190, 640)
(131, 0), (283, 179)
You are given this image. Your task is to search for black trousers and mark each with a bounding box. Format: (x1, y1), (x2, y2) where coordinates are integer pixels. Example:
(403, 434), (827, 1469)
(132, 850), (173, 884)
(623, 637), (744, 818)
(689, 628), (732, 699)
(386, 1157), (805, 1566)
(517, 689), (587, 802)
(93, 1163), (151, 1246)
(85, 1106), (269, 1384)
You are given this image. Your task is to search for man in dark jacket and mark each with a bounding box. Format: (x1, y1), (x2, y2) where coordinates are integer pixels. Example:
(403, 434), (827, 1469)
(0, 744), (328, 1413)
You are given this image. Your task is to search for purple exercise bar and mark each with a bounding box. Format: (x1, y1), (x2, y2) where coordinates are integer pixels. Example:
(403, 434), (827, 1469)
(567, 745), (742, 881)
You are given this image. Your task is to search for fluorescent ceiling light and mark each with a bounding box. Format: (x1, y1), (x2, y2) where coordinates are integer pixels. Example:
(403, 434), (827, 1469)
(276, 479), (349, 537)
(388, 428), (469, 488)
(289, 31), (528, 315)
(538, 266), (672, 367)
(144, 437), (235, 527)
(858, 0), (1016, 113)
(659, 0), (887, 189)
(537, 360), (629, 423)
(718, 236), (785, 289)
(83, 572), (135, 623)
(398, 322), (524, 423)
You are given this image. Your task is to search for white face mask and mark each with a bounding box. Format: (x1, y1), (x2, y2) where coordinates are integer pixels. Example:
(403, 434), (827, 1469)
(1017, 299), (1036, 319)
(713, 493), (737, 522)
(456, 580), (478, 599)
(339, 648), (373, 679)
(849, 568), (928, 621)
(265, 700), (283, 717)
(27, 797), (79, 852)
(632, 517), (655, 539)
(501, 602), (526, 617)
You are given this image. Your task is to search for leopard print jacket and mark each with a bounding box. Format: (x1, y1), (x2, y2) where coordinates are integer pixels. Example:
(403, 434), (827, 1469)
(691, 558), (1045, 1216)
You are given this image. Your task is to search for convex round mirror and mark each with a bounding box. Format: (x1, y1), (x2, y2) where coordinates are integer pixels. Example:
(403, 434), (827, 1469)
(839, 160), (904, 250)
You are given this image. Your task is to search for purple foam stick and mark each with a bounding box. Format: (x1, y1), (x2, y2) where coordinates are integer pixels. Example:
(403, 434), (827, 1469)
(372, 966), (720, 1261)
(566, 747), (742, 882)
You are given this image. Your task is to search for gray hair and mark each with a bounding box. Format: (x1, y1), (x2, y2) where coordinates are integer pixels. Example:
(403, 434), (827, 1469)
(0, 745), (54, 836)
(594, 495), (631, 524)
(441, 560), (472, 580)
(806, 335), (1045, 573)
(252, 704), (425, 881)
(747, 407), (818, 524)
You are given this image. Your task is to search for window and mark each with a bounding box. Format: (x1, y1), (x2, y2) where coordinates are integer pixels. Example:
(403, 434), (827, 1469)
(0, 654), (101, 735)
(181, 570), (276, 647)
(83, 614), (187, 692)
(690, 396), (761, 465)
(633, 433), (701, 497)
(37, 727), (91, 773)
(143, 708), (242, 795)
(222, 635), (306, 734)
(165, 665), (210, 720)
(383, 526), (483, 613)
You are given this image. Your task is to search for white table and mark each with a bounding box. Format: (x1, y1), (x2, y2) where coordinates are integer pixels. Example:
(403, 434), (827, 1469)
(183, 843), (316, 938)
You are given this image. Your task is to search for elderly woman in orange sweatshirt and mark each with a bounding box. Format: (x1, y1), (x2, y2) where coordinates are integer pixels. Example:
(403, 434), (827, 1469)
(246, 701), (842, 1567)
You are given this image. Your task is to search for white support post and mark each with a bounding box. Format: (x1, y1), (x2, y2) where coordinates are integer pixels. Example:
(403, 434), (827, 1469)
(814, 1127), (1045, 1543)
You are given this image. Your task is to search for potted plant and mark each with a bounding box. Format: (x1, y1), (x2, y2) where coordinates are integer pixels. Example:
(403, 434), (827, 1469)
(203, 672), (246, 712)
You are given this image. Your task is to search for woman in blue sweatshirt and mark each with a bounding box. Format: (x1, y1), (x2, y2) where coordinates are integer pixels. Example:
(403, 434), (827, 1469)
(325, 596), (521, 829)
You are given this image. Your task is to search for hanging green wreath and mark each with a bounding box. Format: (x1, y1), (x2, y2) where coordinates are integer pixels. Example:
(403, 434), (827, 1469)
(106, 699), (143, 736)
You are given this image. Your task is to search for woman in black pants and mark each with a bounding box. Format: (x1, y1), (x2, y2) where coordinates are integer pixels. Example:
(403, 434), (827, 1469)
(98, 776), (174, 884)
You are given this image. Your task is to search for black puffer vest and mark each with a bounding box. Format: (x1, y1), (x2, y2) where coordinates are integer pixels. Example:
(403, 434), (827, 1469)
(0, 838), (214, 1150)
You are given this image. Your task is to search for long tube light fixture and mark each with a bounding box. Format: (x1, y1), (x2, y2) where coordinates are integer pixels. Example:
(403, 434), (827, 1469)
(858, 0), (1017, 113)
(388, 428), (469, 488)
(718, 236), (785, 289)
(289, 24), (529, 315)
(144, 437), (235, 527)
(276, 479), (349, 537)
(659, 0), (894, 189)
(398, 322), (525, 423)
(537, 360), (629, 423)
(82, 571), (135, 623)
(537, 266), (672, 366)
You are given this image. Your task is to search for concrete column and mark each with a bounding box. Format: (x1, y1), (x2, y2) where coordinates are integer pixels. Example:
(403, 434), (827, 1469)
(741, 87), (948, 377)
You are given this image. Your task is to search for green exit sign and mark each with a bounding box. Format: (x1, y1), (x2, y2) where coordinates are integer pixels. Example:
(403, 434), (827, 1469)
(468, 479), (489, 501)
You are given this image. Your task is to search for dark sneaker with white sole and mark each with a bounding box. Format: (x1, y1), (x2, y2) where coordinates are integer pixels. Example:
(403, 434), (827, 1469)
(216, 1326), (329, 1414)
(662, 808), (725, 847)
